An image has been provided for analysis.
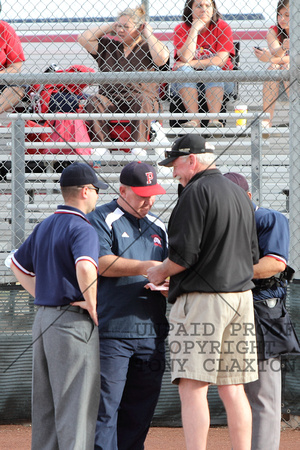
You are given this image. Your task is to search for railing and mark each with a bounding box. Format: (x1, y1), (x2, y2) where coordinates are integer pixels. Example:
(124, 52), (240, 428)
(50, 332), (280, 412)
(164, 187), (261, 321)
(6, 110), (273, 249)
(0, 64), (293, 268)
(0, 69), (290, 87)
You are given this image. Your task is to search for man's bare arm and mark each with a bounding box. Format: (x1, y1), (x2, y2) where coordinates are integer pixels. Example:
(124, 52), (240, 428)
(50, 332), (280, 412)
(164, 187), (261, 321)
(73, 260), (98, 325)
(147, 257), (186, 286)
(11, 262), (36, 297)
(253, 256), (286, 279)
(98, 255), (162, 278)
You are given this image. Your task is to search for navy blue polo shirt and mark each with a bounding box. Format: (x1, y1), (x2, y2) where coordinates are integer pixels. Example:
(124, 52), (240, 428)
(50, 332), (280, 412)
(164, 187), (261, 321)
(252, 203), (289, 301)
(88, 199), (169, 339)
(12, 205), (99, 306)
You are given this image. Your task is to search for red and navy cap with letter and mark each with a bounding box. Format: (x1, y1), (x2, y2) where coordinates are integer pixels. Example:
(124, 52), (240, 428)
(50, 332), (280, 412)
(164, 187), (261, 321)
(223, 172), (249, 192)
(60, 162), (108, 189)
(120, 161), (166, 197)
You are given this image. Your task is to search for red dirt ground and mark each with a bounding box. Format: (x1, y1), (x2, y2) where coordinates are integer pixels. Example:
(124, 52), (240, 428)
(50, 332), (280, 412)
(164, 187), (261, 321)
(0, 424), (299, 449)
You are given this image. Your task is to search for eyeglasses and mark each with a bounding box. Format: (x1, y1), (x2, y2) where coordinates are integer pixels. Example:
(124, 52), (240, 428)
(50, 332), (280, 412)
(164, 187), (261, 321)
(115, 23), (136, 31)
(78, 185), (99, 194)
(87, 186), (99, 194)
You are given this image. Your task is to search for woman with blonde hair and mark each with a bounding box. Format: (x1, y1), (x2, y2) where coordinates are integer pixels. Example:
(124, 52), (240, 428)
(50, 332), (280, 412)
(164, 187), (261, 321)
(78, 5), (169, 156)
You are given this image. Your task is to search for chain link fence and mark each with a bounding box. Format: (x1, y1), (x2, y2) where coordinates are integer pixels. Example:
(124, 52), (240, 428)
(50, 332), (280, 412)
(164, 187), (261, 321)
(1, 0), (299, 425)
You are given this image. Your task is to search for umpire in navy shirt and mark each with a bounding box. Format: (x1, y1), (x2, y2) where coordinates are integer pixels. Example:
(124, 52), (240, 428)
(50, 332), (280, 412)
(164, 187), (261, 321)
(224, 172), (291, 450)
(11, 162), (108, 450)
(88, 161), (168, 450)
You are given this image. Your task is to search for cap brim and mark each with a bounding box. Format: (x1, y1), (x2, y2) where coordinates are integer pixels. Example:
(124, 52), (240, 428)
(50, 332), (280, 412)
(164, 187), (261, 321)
(93, 180), (108, 190)
(131, 184), (166, 197)
(158, 156), (179, 167)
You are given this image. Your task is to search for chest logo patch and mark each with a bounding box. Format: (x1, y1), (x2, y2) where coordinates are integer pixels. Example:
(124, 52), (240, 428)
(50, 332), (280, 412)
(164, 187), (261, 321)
(122, 232), (129, 238)
(151, 234), (162, 248)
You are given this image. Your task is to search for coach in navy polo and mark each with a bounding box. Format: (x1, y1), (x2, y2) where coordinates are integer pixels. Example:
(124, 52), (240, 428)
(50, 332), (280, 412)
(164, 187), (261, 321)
(88, 161), (168, 450)
(11, 162), (108, 450)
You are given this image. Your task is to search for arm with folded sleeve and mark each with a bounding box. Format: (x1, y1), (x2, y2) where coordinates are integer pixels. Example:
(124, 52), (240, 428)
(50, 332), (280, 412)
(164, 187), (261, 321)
(10, 262), (36, 298)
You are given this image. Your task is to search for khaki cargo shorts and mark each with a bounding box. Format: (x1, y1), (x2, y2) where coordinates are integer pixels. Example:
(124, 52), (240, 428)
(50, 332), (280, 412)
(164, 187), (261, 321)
(168, 291), (258, 385)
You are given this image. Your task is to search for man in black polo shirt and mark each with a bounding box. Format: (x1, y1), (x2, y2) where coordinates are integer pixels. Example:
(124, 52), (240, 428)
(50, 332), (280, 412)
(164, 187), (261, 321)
(148, 134), (259, 450)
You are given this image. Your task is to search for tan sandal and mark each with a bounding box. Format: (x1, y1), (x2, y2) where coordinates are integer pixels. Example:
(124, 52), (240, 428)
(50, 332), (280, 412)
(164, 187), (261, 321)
(181, 120), (201, 128)
(207, 119), (223, 128)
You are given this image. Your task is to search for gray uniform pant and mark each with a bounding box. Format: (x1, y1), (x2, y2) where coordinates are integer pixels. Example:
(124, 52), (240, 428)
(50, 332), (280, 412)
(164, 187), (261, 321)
(31, 306), (100, 450)
(245, 357), (281, 450)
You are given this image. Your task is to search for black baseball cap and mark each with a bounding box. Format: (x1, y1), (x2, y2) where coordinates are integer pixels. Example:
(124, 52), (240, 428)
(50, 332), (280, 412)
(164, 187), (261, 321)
(60, 162), (108, 189)
(120, 161), (166, 197)
(159, 134), (215, 167)
(223, 172), (249, 192)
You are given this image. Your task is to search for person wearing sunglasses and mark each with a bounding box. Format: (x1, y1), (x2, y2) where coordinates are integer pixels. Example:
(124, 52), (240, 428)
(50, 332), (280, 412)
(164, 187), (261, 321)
(10, 163), (108, 449)
(147, 134), (259, 450)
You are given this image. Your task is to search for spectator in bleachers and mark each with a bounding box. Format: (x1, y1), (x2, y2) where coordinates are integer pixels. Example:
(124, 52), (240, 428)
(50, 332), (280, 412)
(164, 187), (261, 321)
(78, 4), (169, 157)
(0, 14), (25, 114)
(254, 0), (289, 128)
(171, 0), (235, 128)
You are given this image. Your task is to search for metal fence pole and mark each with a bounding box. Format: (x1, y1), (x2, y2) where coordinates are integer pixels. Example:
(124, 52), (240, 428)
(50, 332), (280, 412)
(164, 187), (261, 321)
(0, 69), (290, 86)
(11, 119), (26, 248)
(251, 114), (262, 205)
(289, 1), (300, 279)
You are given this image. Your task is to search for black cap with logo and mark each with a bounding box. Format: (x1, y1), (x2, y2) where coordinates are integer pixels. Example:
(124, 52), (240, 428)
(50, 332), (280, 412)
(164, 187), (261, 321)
(159, 134), (214, 167)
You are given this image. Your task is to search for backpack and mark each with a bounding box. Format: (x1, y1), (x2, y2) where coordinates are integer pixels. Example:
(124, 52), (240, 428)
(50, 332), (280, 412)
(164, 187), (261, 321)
(28, 64), (95, 114)
(44, 116), (92, 155)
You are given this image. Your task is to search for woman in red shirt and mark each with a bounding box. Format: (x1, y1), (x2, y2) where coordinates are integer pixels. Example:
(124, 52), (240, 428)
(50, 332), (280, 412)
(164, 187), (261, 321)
(0, 20), (25, 114)
(254, 0), (289, 127)
(172, 0), (234, 127)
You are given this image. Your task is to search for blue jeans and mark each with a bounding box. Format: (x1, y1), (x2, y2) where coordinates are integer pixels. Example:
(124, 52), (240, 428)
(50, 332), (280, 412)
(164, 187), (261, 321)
(94, 337), (165, 450)
(171, 64), (234, 97)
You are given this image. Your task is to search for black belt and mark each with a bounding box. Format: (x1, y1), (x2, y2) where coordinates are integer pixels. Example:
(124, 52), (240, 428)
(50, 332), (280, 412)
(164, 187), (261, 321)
(57, 305), (89, 315)
(38, 305), (89, 315)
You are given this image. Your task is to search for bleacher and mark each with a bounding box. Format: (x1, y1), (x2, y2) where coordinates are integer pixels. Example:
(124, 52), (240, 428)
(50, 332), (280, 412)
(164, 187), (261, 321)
(0, 107), (290, 280)
(0, 13), (291, 284)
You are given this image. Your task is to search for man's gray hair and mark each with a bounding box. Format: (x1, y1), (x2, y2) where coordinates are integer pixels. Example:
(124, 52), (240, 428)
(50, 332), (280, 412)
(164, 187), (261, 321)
(195, 152), (216, 166)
